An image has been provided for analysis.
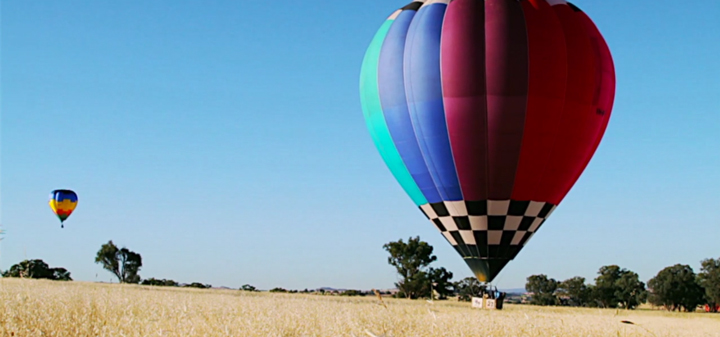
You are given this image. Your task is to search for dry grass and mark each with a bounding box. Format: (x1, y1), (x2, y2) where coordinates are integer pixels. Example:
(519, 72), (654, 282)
(1, 278), (719, 336)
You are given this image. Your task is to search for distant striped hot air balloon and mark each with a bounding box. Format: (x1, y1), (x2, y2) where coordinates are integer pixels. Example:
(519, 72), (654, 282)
(49, 189), (78, 228)
(360, 0), (615, 283)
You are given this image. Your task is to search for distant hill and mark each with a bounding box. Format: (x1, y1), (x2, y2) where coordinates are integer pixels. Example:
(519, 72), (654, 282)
(317, 287), (346, 292)
(499, 288), (527, 294)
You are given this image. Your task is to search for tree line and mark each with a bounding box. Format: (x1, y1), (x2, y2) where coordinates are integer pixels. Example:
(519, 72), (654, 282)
(382, 236), (719, 312)
(0, 240), (389, 295)
(2, 236), (718, 313)
(524, 259), (719, 312)
(525, 267), (647, 309)
(1, 240), (212, 289)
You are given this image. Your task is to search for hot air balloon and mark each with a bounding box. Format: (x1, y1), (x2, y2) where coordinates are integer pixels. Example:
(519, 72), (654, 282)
(360, 0), (614, 283)
(49, 189), (78, 228)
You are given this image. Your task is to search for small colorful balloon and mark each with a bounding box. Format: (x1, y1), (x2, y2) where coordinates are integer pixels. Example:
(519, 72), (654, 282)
(49, 189), (78, 228)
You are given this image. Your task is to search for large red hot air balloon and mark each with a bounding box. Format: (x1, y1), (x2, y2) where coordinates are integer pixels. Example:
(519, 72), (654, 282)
(360, 0), (615, 283)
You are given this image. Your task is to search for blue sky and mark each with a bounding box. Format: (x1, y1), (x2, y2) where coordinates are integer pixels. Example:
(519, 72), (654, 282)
(2, 1), (718, 290)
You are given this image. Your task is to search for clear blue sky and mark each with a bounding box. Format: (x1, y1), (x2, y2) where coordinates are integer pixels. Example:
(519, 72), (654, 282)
(2, 1), (718, 290)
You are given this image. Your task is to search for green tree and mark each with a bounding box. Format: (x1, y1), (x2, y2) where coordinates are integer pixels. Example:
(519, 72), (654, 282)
(526, 274), (559, 306)
(697, 258), (720, 313)
(454, 277), (487, 302)
(428, 267), (454, 300)
(94, 240), (142, 283)
(241, 284), (257, 291)
(184, 282), (211, 289)
(269, 287), (288, 293)
(593, 265), (622, 308)
(51, 268), (72, 281)
(383, 236), (438, 299)
(395, 270), (433, 299)
(593, 265), (646, 309)
(648, 264), (704, 312)
(615, 270), (647, 309)
(1, 259), (72, 281)
(558, 277), (591, 307)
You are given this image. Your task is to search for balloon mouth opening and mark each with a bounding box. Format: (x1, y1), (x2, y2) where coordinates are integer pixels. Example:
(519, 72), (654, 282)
(464, 258), (511, 284)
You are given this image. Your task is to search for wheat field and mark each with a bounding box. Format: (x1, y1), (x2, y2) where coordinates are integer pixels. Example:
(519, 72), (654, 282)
(1, 278), (719, 337)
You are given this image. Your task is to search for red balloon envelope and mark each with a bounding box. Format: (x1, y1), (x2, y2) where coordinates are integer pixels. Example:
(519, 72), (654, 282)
(360, 0), (615, 282)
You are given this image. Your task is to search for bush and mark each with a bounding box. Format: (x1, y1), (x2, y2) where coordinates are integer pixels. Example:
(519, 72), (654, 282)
(183, 282), (211, 289)
(240, 284), (257, 291)
(141, 278), (179, 287)
(2, 259), (72, 281)
(340, 290), (366, 296)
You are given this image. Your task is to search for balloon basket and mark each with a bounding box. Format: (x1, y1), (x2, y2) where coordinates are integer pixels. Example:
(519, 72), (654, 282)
(471, 295), (505, 310)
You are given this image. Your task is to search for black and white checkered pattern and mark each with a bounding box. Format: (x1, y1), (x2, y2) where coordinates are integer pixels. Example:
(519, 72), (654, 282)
(419, 200), (556, 260)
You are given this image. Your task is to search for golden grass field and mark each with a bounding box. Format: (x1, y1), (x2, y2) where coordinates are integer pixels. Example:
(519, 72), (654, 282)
(1, 278), (719, 337)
